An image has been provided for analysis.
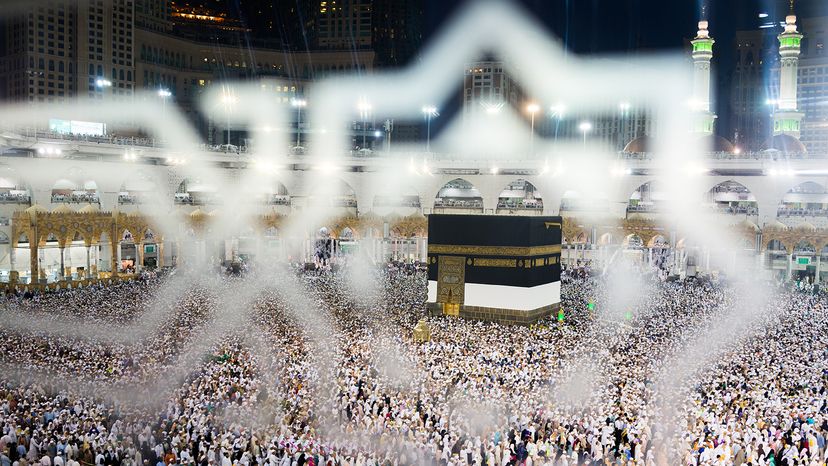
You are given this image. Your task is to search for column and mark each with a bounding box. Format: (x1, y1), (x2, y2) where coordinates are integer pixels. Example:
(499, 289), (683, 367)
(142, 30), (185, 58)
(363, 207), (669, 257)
(9, 246), (16, 274)
(59, 246), (65, 281)
(136, 242), (143, 272)
(85, 245), (91, 278)
(65, 244), (72, 279)
(787, 253), (793, 281)
(816, 255), (821, 284)
(111, 238), (119, 276)
(29, 241), (37, 284)
(158, 242), (165, 268)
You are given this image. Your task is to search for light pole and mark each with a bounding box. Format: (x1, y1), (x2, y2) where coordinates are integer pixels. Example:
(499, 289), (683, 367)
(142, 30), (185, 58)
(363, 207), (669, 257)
(221, 90), (237, 146)
(96, 79), (113, 134)
(158, 89), (171, 119)
(291, 98), (307, 148)
(765, 99), (779, 138)
(619, 102), (630, 150)
(579, 121), (593, 149)
(358, 101), (371, 149)
(549, 103), (565, 144)
(384, 119), (394, 154)
(422, 106), (438, 152)
(526, 102), (540, 156)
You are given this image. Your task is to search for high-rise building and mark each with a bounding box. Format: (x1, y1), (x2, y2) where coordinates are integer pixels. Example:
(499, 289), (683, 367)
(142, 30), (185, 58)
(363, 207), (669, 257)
(316, 0), (372, 49)
(797, 16), (828, 154)
(0, 0), (80, 104)
(730, 27), (777, 151)
(0, 0), (135, 106)
(294, 0), (423, 67)
(371, 0), (423, 67)
(462, 61), (522, 115)
(135, 0), (169, 32)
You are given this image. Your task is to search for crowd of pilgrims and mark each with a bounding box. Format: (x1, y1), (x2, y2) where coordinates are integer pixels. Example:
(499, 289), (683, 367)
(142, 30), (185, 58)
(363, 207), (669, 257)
(0, 262), (827, 466)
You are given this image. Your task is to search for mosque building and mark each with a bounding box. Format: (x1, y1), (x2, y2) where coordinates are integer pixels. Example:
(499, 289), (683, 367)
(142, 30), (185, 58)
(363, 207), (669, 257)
(0, 1), (826, 290)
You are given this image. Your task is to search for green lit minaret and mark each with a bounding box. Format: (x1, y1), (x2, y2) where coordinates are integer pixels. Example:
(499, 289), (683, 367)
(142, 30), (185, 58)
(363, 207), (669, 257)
(774, 0), (804, 138)
(690, 4), (716, 135)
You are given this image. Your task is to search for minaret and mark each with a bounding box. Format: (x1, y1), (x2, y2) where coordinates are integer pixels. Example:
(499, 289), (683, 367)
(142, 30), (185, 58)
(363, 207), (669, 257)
(774, 0), (804, 138)
(690, 5), (716, 135)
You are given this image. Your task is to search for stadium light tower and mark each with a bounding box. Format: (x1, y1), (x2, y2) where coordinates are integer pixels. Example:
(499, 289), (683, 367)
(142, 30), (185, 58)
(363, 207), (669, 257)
(579, 121), (593, 148)
(422, 105), (439, 152)
(526, 102), (540, 156)
(291, 98), (307, 147)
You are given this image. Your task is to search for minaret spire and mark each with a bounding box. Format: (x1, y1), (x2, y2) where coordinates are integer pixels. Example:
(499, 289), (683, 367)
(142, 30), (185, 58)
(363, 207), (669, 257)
(690, 1), (716, 134)
(773, 0), (804, 140)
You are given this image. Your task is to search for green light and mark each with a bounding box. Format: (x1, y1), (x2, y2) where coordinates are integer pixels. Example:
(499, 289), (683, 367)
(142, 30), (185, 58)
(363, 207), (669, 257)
(779, 36), (801, 48)
(557, 309), (565, 322)
(587, 302), (595, 311)
(624, 311), (633, 321)
(692, 41), (713, 53)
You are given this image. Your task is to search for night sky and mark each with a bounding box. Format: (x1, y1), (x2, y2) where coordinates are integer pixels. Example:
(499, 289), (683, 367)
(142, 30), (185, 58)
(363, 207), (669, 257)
(422, 0), (827, 139)
(217, 0), (826, 139)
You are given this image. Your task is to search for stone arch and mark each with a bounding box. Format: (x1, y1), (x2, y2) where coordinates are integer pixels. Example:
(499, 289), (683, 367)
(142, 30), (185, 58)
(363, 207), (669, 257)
(119, 171), (158, 205)
(0, 167), (32, 205)
(597, 232), (613, 246)
(622, 234), (644, 249)
(647, 234), (669, 248)
(627, 180), (665, 215)
(433, 178), (483, 213)
(51, 170), (100, 205)
(265, 180), (291, 206)
(704, 180), (758, 216)
(372, 184), (422, 215)
(496, 178), (543, 213)
(121, 228), (136, 243)
(559, 189), (611, 216)
(766, 239), (788, 253)
(0, 232), (10, 245)
(777, 181), (828, 221)
(793, 240), (816, 254)
(175, 178), (218, 206)
(308, 178), (358, 209)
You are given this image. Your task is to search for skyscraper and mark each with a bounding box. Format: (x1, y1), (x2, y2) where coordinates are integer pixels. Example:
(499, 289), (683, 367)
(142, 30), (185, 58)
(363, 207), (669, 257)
(0, 0), (135, 105)
(371, 0), (423, 67)
(730, 27), (777, 151)
(797, 16), (828, 154)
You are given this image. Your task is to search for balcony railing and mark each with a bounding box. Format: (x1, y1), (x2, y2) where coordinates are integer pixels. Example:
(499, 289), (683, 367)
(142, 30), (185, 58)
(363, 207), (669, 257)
(0, 194), (30, 204)
(434, 198), (484, 209)
(497, 200), (543, 210)
(777, 207), (828, 218)
(51, 194), (99, 204)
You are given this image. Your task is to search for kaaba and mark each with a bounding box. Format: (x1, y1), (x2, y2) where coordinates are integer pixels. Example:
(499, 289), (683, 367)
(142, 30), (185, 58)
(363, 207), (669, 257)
(426, 215), (562, 325)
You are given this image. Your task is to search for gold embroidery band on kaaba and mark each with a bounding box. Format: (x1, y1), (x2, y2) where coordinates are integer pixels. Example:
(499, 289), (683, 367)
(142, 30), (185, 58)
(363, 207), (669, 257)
(472, 258), (517, 268)
(428, 244), (561, 256)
